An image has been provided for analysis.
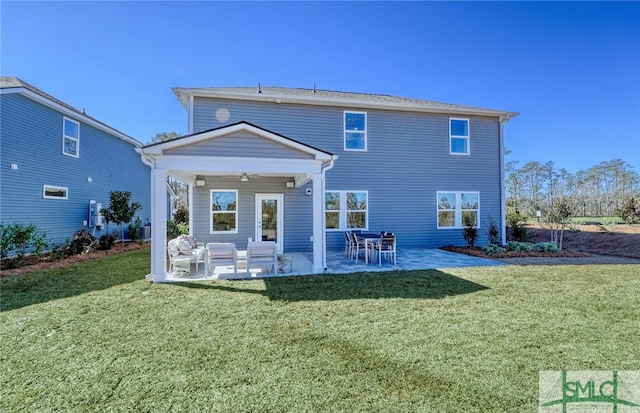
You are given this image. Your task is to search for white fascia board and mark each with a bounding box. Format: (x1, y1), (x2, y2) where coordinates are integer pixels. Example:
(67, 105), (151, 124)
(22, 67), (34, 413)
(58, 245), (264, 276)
(156, 155), (325, 175)
(1, 87), (142, 147)
(172, 87), (519, 119)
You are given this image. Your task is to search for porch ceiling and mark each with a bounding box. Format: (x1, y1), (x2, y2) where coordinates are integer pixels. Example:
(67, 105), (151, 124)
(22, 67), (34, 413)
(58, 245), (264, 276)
(170, 171), (311, 187)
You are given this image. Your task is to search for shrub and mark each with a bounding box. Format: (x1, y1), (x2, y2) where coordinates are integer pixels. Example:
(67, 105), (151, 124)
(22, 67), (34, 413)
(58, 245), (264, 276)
(486, 216), (500, 245)
(510, 225), (532, 242)
(534, 242), (559, 253)
(49, 240), (71, 261)
(173, 204), (189, 225)
(98, 232), (118, 250)
(167, 220), (189, 238)
(506, 209), (532, 242)
(462, 219), (478, 248)
(69, 229), (96, 255)
(0, 223), (49, 260)
(615, 195), (640, 225)
(508, 241), (534, 252)
(483, 244), (506, 256)
(128, 217), (142, 243)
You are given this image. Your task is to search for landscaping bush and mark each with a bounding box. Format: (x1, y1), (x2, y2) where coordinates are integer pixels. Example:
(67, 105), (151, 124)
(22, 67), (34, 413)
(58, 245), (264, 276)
(506, 209), (532, 242)
(0, 223), (49, 261)
(167, 220), (189, 238)
(534, 242), (559, 253)
(173, 204), (189, 225)
(69, 229), (96, 255)
(508, 241), (534, 252)
(615, 194), (640, 225)
(483, 244), (506, 256)
(486, 216), (500, 245)
(49, 240), (71, 261)
(462, 220), (478, 248)
(98, 232), (118, 250)
(128, 217), (142, 243)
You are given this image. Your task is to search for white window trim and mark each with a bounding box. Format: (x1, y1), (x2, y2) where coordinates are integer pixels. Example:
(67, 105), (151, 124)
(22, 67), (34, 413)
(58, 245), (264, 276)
(210, 189), (238, 234)
(325, 190), (368, 231)
(344, 111), (367, 152)
(62, 117), (80, 158)
(43, 185), (68, 200)
(449, 117), (469, 156)
(437, 191), (480, 229)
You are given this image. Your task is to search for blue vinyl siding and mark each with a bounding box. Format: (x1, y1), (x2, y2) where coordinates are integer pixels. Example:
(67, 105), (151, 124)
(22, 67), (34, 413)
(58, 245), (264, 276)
(191, 177), (313, 252)
(191, 97), (503, 251)
(0, 93), (151, 247)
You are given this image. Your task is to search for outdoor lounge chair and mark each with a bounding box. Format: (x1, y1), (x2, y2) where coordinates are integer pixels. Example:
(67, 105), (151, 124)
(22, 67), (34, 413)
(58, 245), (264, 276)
(246, 241), (277, 276)
(205, 242), (238, 277)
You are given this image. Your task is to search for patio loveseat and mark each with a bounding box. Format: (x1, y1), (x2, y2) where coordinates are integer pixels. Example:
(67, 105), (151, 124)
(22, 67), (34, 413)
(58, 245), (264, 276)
(167, 235), (205, 276)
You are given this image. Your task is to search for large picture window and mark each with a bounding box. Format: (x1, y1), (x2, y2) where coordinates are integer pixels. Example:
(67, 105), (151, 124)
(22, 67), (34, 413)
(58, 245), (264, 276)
(449, 117), (469, 155)
(325, 190), (368, 230)
(210, 190), (238, 233)
(437, 191), (479, 228)
(344, 111), (367, 151)
(63, 117), (79, 158)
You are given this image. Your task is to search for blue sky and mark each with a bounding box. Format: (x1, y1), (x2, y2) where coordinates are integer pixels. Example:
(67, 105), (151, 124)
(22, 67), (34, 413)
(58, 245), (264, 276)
(2, 1), (639, 174)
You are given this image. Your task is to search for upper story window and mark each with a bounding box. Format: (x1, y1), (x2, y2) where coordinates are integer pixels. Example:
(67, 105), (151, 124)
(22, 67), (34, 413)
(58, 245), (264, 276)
(344, 111), (367, 151)
(449, 118), (469, 155)
(437, 191), (479, 228)
(210, 189), (238, 234)
(325, 190), (368, 230)
(43, 185), (68, 200)
(63, 117), (79, 158)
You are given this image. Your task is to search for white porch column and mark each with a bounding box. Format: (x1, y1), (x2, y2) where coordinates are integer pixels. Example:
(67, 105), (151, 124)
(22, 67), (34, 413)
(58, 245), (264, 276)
(311, 173), (324, 273)
(151, 168), (168, 282)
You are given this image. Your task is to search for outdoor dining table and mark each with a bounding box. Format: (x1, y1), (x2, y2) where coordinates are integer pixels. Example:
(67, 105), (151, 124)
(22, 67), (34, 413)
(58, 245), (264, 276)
(356, 233), (381, 265)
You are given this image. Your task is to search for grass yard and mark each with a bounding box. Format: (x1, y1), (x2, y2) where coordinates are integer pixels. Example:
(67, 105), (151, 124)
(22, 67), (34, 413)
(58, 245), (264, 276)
(1, 248), (638, 412)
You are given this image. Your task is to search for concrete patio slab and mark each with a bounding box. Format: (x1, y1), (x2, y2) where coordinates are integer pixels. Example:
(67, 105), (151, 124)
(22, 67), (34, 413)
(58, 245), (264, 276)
(163, 248), (505, 282)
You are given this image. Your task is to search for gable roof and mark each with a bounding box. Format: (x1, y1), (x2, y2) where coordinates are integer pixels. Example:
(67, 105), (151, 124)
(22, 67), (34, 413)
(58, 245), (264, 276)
(141, 121), (335, 160)
(173, 85), (518, 120)
(0, 76), (141, 147)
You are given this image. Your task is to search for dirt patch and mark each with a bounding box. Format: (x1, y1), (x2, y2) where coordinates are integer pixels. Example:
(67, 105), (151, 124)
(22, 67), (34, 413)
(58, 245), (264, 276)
(443, 224), (640, 266)
(1, 242), (150, 278)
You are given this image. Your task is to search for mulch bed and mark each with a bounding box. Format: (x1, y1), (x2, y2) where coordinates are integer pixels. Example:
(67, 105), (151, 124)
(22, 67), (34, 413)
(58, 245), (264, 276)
(1, 242), (150, 278)
(440, 245), (591, 259)
(442, 224), (640, 264)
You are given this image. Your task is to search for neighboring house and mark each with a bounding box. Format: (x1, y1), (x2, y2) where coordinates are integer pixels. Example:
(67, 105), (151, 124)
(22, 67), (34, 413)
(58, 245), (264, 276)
(0, 77), (151, 247)
(139, 86), (517, 281)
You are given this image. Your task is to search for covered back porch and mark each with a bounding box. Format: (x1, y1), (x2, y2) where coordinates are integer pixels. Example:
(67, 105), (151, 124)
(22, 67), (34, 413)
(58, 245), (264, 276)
(138, 122), (337, 282)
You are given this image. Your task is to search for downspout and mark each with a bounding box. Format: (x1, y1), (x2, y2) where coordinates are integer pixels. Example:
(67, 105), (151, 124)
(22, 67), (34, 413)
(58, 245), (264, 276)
(320, 156), (337, 270)
(499, 115), (512, 246)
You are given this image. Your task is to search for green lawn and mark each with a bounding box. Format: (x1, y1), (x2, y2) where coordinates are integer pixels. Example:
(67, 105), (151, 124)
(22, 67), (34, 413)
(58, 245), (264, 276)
(1, 248), (638, 412)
